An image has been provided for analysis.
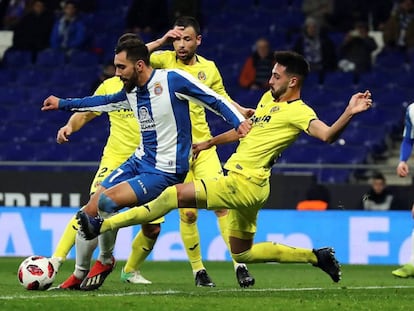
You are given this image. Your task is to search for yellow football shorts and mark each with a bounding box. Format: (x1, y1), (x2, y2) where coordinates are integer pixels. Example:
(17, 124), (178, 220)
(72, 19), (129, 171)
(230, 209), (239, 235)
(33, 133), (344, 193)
(199, 171), (270, 239)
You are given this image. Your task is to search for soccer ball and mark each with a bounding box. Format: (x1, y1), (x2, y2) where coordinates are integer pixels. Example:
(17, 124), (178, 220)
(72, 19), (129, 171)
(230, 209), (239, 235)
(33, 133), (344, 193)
(17, 256), (57, 290)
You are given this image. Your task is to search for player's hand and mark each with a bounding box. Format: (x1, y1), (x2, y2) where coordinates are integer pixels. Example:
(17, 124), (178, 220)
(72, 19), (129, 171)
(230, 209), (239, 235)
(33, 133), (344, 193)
(192, 141), (211, 160)
(239, 106), (255, 119)
(237, 119), (252, 138)
(397, 161), (409, 177)
(232, 101), (255, 119)
(347, 90), (372, 114)
(160, 26), (184, 45)
(42, 95), (60, 111)
(56, 125), (73, 144)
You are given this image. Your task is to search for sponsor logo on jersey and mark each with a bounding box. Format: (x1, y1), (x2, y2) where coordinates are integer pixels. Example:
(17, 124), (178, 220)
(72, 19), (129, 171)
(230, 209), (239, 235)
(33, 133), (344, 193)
(269, 106), (280, 113)
(251, 115), (271, 124)
(138, 107), (155, 131)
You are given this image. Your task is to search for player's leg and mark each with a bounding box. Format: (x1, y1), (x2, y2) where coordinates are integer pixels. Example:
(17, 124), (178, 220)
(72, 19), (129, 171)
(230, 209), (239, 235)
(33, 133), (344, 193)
(81, 223), (118, 290)
(73, 157), (141, 291)
(50, 164), (111, 271)
(78, 165), (186, 290)
(57, 186), (108, 290)
(77, 158), (142, 289)
(120, 221), (162, 284)
(392, 204), (414, 277)
(178, 169), (214, 287)
(179, 207), (215, 287)
(202, 173), (341, 283)
(85, 182), (194, 235)
(51, 215), (78, 268)
(75, 181), (136, 291)
(190, 148), (254, 287)
(52, 164), (115, 289)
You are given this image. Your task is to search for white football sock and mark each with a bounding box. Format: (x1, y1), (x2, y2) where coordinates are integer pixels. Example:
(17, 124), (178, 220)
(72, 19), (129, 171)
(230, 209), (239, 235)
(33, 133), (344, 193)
(98, 229), (118, 265)
(74, 233), (98, 279)
(97, 211), (118, 265)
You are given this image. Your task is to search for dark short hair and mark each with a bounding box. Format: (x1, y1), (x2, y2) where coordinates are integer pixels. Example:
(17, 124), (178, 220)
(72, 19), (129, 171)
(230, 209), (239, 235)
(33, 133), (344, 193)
(372, 171), (386, 181)
(174, 16), (201, 35)
(117, 33), (140, 45)
(274, 51), (310, 79)
(115, 37), (150, 65)
(65, 0), (78, 8)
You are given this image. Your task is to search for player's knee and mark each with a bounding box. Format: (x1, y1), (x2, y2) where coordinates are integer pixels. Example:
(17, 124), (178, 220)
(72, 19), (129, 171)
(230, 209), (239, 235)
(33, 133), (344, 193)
(214, 209), (228, 217)
(98, 193), (118, 214)
(142, 224), (161, 240)
(180, 210), (197, 223)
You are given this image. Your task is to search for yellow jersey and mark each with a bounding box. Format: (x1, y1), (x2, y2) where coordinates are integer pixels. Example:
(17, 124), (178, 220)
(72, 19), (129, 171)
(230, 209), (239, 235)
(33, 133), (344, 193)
(150, 50), (232, 143)
(93, 76), (139, 160)
(225, 91), (317, 181)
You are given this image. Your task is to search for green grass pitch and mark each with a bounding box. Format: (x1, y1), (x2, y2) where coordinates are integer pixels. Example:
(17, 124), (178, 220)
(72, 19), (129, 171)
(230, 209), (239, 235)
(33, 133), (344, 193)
(1, 258), (413, 311)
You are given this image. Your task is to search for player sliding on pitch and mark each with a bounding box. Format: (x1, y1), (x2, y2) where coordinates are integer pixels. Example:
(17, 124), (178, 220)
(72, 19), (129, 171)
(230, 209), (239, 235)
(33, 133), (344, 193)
(71, 51), (373, 284)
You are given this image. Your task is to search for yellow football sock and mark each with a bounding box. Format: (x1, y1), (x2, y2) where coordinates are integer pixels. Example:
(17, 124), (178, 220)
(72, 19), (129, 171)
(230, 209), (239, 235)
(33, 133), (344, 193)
(232, 242), (317, 264)
(124, 230), (156, 273)
(52, 215), (78, 259)
(180, 219), (204, 272)
(102, 186), (178, 233)
(216, 213), (240, 268)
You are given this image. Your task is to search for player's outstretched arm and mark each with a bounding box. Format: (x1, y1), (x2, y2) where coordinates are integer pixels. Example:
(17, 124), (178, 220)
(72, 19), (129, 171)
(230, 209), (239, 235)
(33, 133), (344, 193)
(193, 129), (239, 159)
(42, 95), (60, 111)
(192, 119), (251, 159)
(56, 112), (97, 144)
(346, 90), (373, 114)
(308, 90), (372, 144)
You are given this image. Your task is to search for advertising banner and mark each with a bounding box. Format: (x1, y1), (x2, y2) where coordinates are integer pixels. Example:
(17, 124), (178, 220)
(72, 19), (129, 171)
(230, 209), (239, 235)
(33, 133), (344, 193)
(0, 207), (411, 264)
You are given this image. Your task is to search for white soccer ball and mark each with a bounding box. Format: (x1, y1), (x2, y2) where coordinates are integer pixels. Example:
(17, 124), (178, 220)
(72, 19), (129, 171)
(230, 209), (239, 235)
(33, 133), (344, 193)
(17, 256), (57, 290)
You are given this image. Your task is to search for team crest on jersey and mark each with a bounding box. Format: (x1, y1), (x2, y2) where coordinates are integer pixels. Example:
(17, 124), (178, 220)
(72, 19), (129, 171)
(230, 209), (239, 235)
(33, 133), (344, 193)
(197, 71), (206, 81)
(154, 82), (163, 95)
(270, 106), (280, 113)
(139, 107), (155, 131)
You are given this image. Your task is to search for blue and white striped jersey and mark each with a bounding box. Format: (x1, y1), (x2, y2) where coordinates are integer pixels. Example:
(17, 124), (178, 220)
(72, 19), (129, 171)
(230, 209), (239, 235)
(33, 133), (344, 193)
(403, 103), (414, 139)
(58, 68), (245, 174)
(400, 103), (414, 161)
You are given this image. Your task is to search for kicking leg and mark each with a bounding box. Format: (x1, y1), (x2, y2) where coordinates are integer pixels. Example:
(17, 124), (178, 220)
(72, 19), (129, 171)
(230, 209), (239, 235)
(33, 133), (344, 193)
(229, 236), (341, 283)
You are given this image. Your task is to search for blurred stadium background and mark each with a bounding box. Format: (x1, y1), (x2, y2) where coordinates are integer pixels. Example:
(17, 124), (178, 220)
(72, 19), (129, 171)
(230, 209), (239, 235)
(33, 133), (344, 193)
(0, 0), (412, 209)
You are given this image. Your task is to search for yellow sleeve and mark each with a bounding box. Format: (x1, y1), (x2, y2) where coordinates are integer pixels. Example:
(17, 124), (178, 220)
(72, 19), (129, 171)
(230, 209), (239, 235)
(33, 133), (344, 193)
(291, 102), (318, 133)
(150, 50), (169, 69)
(208, 63), (233, 102)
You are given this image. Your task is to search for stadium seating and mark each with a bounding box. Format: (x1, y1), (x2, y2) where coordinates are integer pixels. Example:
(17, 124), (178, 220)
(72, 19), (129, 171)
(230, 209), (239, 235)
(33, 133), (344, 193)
(35, 49), (66, 67)
(2, 49), (32, 68)
(0, 0), (407, 183)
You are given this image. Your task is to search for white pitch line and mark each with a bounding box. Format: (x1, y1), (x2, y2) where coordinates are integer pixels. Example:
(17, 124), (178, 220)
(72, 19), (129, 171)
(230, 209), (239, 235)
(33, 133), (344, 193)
(2, 285), (414, 300)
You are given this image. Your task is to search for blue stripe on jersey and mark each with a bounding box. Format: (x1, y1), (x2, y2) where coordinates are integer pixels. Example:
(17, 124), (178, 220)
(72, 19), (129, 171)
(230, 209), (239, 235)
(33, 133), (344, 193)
(166, 74), (192, 170)
(59, 91), (129, 112)
(166, 70), (244, 130)
(56, 69), (244, 175)
(400, 103), (414, 161)
(403, 105), (414, 139)
(136, 86), (158, 170)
